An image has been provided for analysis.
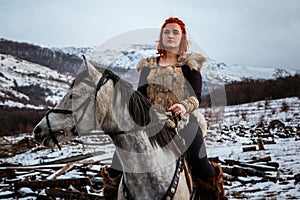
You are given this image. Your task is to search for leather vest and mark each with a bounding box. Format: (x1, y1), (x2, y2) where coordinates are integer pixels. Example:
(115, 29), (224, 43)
(146, 63), (189, 111)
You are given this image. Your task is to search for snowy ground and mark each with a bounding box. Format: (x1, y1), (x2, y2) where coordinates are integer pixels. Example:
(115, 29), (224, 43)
(0, 97), (299, 199)
(205, 97), (300, 199)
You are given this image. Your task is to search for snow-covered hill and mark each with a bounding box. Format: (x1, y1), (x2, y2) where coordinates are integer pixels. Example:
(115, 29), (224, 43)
(0, 54), (73, 109)
(0, 40), (297, 110)
(58, 44), (297, 86)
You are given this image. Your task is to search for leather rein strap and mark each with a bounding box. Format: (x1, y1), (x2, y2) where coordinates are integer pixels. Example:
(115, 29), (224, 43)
(122, 155), (185, 200)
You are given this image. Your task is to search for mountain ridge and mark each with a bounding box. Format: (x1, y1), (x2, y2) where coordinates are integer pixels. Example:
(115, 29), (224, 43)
(0, 38), (297, 110)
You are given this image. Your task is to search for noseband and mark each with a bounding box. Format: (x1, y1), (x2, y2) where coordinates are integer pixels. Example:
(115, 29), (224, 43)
(45, 68), (118, 149)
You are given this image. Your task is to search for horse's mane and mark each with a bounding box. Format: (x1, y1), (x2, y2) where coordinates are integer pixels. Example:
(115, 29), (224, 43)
(107, 69), (176, 149)
(71, 63), (176, 149)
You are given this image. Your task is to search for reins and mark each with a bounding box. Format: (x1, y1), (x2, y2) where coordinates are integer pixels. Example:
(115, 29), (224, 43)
(122, 154), (185, 200)
(46, 65), (188, 199)
(45, 109), (73, 150)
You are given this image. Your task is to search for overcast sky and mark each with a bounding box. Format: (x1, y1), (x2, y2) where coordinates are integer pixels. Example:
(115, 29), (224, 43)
(0, 0), (299, 71)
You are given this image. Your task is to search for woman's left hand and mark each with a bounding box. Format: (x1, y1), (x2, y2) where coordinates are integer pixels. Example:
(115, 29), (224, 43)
(168, 103), (187, 117)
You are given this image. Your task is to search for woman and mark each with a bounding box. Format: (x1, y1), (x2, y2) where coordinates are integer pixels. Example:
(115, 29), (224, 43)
(103, 17), (225, 199)
(136, 17), (216, 181)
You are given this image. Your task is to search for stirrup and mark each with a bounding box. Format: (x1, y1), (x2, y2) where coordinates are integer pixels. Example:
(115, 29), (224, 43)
(100, 165), (122, 200)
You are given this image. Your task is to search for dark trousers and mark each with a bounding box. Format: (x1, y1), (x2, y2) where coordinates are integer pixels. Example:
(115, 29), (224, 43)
(178, 117), (216, 180)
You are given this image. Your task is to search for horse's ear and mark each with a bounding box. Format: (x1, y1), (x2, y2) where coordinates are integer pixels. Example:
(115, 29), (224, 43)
(82, 55), (101, 83)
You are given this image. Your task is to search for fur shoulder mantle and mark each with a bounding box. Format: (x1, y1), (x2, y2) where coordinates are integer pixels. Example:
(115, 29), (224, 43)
(136, 53), (206, 72)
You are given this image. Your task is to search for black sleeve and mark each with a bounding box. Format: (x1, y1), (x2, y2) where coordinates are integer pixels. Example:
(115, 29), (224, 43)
(182, 65), (202, 106)
(137, 67), (150, 98)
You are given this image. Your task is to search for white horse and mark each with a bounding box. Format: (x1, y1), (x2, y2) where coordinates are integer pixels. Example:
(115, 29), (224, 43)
(33, 57), (194, 199)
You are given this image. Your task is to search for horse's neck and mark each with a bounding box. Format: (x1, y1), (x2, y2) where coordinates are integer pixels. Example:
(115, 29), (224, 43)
(114, 132), (179, 199)
(104, 86), (184, 198)
(123, 164), (176, 199)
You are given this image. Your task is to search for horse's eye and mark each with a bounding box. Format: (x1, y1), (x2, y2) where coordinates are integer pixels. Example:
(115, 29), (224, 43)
(70, 94), (80, 99)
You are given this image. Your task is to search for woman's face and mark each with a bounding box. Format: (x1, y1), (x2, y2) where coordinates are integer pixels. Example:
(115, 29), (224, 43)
(162, 23), (183, 53)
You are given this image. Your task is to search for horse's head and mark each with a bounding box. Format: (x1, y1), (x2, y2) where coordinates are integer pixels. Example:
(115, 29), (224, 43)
(33, 56), (116, 148)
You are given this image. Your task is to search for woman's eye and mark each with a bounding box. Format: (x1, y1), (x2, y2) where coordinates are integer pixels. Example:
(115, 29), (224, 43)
(163, 30), (170, 35)
(70, 93), (80, 100)
(172, 30), (180, 35)
(163, 29), (180, 36)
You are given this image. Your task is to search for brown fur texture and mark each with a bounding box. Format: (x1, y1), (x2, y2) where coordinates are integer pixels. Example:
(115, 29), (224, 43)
(146, 64), (189, 110)
(101, 161), (226, 200)
(192, 161), (227, 200)
(100, 166), (121, 200)
(180, 96), (199, 113)
(136, 53), (208, 137)
(136, 53), (206, 72)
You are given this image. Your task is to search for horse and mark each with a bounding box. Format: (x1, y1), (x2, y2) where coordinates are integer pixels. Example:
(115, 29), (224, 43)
(33, 56), (194, 199)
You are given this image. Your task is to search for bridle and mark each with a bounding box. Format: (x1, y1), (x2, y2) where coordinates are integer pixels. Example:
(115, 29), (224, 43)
(45, 109), (74, 150)
(45, 66), (186, 199)
(45, 68), (115, 149)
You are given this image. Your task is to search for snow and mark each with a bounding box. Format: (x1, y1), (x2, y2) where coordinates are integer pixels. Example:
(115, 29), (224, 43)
(0, 53), (72, 107)
(60, 45), (297, 86)
(0, 100), (46, 110)
(1, 42), (299, 198)
(1, 44), (297, 109)
(203, 97), (300, 199)
(1, 97), (299, 199)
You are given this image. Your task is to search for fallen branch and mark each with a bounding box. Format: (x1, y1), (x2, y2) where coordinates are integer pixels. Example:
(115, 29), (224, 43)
(40, 151), (105, 165)
(242, 146), (257, 152)
(249, 156), (271, 163)
(222, 166), (265, 177)
(47, 162), (74, 180)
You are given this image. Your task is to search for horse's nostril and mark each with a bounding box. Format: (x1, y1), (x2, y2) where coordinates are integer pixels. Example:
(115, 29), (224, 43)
(34, 126), (42, 135)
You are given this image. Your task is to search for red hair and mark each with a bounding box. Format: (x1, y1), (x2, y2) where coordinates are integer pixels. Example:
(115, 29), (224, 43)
(157, 17), (189, 57)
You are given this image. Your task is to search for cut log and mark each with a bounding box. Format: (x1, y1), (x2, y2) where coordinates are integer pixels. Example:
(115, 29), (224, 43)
(294, 173), (300, 184)
(225, 159), (278, 171)
(222, 165), (265, 177)
(45, 188), (103, 199)
(14, 177), (92, 190)
(243, 146), (256, 152)
(257, 138), (265, 150)
(265, 162), (280, 169)
(0, 169), (15, 179)
(262, 140), (276, 144)
(249, 156), (271, 163)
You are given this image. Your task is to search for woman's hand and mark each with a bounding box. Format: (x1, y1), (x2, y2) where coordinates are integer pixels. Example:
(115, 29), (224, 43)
(168, 103), (187, 117)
